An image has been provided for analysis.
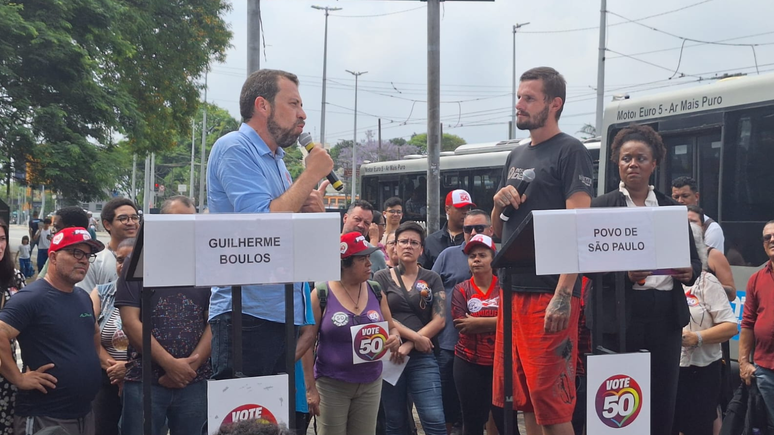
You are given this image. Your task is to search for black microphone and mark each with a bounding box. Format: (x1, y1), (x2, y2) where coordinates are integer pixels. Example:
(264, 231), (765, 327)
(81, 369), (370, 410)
(499, 168), (535, 222)
(298, 133), (344, 191)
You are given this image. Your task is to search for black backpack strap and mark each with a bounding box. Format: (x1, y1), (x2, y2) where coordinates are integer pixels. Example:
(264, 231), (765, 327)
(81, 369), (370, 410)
(316, 281), (329, 314)
(368, 280), (382, 302)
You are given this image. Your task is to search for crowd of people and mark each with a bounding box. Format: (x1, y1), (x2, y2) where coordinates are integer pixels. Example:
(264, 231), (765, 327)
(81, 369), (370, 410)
(0, 65), (769, 435)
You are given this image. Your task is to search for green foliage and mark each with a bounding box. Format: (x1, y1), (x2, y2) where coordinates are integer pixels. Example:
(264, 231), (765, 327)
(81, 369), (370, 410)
(283, 145), (304, 181)
(0, 0), (232, 202)
(407, 133), (466, 152)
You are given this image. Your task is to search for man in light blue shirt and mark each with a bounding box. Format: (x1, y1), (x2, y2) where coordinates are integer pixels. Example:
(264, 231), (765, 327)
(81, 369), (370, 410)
(207, 69), (334, 379)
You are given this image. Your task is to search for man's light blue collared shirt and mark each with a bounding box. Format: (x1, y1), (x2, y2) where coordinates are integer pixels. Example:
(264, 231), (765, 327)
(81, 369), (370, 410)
(207, 123), (304, 324)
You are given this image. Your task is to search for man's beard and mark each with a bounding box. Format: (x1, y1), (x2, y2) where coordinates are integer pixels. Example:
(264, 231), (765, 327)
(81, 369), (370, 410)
(516, 105), (549, 130)
(268, 112), (301, 149)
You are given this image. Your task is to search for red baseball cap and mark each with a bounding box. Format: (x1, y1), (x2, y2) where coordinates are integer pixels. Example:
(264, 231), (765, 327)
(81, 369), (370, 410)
(340, 232), (378, 259)
(446, 189), (475, 208)
(50, 227), (105, 254)
(463, 234), (496, 255)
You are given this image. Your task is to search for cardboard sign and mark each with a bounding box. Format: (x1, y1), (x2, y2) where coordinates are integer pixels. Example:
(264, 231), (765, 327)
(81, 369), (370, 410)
(195, 214), (294, 286)
(533, 206), (690, 275)
(350, 321), (389, 364)
(208, 374), (288, 433)
(587, 353), (651, 434)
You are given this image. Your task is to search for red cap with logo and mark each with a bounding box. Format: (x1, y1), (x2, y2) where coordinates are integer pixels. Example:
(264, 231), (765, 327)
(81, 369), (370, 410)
(463, 234), (496, 255)
(340, 232), (378, 259)
(49, 227), (105, 254)
(446, 189), (475, 208)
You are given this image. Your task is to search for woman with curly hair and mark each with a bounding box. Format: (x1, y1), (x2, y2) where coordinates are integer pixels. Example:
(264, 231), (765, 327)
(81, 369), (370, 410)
(589, 124), (702, 435)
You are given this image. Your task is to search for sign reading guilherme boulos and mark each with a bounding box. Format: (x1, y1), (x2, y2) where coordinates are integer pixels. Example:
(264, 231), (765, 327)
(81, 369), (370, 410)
(194, 215), (294, 286)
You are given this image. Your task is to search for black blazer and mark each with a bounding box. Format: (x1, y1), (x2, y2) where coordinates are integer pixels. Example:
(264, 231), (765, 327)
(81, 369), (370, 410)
(587, 189), (702, 334)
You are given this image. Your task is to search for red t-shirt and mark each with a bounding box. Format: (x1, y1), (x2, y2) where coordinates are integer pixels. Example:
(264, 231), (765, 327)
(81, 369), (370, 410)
(742, 261), (774, 370)
(452, 276), (500, 366)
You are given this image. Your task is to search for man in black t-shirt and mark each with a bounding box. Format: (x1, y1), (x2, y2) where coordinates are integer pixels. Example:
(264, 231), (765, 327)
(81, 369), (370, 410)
(491, 67), (594, 435)
(0, 227), (105, 435)
(116, 195), (212, 435)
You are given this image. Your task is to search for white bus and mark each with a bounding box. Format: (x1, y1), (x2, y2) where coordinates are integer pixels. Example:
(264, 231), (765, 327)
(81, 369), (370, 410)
(360, 138), (600, 225)
(599, 73), (774, 358)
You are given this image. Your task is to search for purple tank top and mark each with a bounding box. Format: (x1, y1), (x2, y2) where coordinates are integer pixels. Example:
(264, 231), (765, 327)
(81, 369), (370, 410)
(314, 282), (384, 383)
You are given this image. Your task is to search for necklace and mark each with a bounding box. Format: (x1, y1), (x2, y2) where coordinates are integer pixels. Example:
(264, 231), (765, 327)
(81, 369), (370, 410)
(340, 281), (363, 311)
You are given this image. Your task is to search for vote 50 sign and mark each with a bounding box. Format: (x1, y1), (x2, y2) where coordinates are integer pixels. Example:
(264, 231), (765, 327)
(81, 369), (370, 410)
(587, 353), (650, 434)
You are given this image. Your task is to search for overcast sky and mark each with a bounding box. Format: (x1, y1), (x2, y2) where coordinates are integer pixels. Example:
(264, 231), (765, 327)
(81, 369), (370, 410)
(206, 0), (774, 147)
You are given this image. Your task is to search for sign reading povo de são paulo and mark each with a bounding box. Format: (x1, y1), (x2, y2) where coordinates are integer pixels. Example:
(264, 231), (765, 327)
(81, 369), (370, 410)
(587, 353), (650, 433)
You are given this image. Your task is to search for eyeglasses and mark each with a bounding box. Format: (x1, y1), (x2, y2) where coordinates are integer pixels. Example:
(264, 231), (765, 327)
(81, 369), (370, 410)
(115, 256), (127, 265)
(386, 210), (403, 215)
(397, 239), (421, 248)
(386, 240), (396, 246)
(463, 224), (488, 234)
(62, 248), (97, 263)
(764, 234), (774, 242)
(115, 214), (141, 224)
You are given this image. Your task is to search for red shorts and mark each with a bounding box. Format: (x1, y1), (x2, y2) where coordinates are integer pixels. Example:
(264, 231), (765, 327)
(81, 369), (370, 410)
(492, 292), (580, 426)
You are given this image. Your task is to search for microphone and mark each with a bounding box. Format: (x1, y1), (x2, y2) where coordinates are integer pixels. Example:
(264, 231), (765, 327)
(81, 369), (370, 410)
(298, 133), (344, 191)
(499, 168), (535, 222)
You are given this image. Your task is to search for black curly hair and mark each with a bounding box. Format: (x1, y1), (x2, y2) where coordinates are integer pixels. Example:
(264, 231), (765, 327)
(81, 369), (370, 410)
(609, 124), (666, 164)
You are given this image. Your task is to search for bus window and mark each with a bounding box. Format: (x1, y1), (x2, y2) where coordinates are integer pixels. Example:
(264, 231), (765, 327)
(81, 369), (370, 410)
(468, 169), (502, 214)
(666, 138), (694, 183)
(697, 133), (722, 220)
(722, 107), (774, 265)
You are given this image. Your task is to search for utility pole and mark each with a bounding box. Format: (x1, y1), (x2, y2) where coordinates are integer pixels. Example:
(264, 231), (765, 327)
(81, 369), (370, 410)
(511, 22), (530, 140)
(190, 119), (196, 202)
(198, 71), (208, 213)
(247, 0), (261, 74)
(427, 0), (441, 234)
(143, 155), (150, 212)
(345, 70), (367, 201)
(150, 153), (156, 209)
(312, 5), (342, 147)
(595, 0), (607, 138)
(378, 118), (382, 161)
(131, 154), (137, 201)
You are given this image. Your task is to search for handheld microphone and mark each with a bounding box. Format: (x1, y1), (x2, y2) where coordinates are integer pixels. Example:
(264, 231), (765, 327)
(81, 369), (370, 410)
(499, 168), (535, 222)
(298, 133), (344, 191)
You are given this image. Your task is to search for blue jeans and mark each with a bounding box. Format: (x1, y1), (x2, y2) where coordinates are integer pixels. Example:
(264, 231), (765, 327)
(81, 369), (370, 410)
(436, 349), (461, 425)
(121, 380), (207, 435)
(755, 364), (774, 423)
(210, 312), (298, 379)
(381, 352), (446, 435)
(36, 248), (48, 273)
(19, 258), (34, 278)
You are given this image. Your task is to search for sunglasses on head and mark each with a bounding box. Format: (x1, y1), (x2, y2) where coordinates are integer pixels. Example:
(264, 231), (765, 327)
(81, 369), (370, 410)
(463, 225), (488, 234)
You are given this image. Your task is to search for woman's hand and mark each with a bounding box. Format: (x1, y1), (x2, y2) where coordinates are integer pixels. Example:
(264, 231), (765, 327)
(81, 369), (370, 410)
(627, 270), (652, 284)
(306, 385), (320, 416)
(671, 267), (694, 284)
(385, 334), (401, 354)
(413, 333), (434, 354)
(681, 330), (699, 348)
(391, 341), (414, 364)
(107, 360), (127, 384)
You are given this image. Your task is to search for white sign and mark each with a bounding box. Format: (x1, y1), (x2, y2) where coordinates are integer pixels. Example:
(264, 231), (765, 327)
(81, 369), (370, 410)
(195, 214), (294, 286)
(178, 184), (187, 193)
(208, 374), (288, 433)
(350, 321), (389, 364)
(576, 208), (656, 273)
(532, 206), (690, 275)
(142, 213), (341, 287)
(587, 353), (651, 434)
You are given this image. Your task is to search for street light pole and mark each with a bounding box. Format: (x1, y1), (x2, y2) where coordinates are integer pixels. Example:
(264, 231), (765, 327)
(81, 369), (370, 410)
(312, 5), (342, 145)
(190, 118), (196, 201)
(511, 22), (530, 140)
(345, 70), (367, 201)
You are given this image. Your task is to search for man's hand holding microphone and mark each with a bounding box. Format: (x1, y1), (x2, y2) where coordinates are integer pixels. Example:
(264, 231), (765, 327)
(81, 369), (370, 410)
(298, 132), (336, 213)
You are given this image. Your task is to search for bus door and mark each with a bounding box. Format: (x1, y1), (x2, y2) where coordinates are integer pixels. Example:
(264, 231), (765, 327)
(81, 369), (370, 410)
(661, 129), (722, 220)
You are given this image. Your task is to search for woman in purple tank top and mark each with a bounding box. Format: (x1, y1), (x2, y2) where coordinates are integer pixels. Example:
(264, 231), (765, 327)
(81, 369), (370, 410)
(300, 232), (401, 435)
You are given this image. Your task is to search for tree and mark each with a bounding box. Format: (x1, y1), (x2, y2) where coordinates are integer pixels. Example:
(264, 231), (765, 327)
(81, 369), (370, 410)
(0, 0), (232, 202)
(331, 132), (420, 186)
(577, 123), (597, 140)
(407, 133), (466, 153)
(114, 0), (232, 155)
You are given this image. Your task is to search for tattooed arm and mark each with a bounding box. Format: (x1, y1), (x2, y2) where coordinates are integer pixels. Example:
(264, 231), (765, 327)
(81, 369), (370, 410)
(416, 272), (446, 341)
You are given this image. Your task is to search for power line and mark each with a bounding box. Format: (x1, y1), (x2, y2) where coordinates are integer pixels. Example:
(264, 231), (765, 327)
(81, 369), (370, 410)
(520, 0), (715, 34)
(333, 5), (425, 18)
